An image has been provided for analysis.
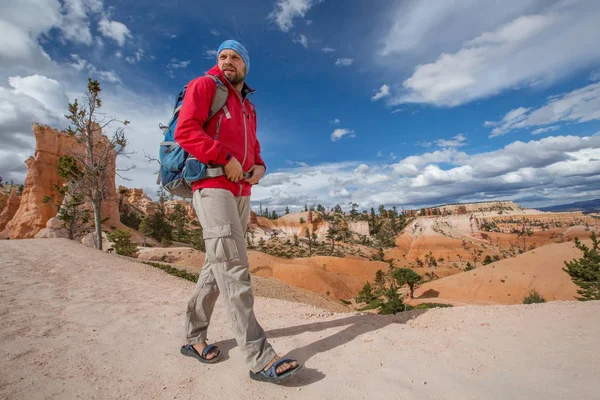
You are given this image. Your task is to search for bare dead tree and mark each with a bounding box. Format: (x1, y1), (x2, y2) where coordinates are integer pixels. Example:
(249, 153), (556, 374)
(64, 78), (132, 250)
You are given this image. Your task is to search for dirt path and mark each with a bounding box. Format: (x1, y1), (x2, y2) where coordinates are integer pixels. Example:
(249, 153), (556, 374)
(1, 239), (598, 400)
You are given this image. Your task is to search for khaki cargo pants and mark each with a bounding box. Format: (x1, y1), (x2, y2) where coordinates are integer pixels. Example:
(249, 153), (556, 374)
(183, 188), (276, 373)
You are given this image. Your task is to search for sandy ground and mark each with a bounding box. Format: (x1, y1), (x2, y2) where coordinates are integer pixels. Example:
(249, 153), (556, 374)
(1, 239), (599, 400)
(410, 241), (584, 306)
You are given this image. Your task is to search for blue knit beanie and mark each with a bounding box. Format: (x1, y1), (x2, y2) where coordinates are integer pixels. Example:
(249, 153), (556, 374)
(217, 40), (250, 74)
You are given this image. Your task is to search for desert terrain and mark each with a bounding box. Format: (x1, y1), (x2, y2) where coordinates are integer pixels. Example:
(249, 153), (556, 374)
(1, 239), (599, 400)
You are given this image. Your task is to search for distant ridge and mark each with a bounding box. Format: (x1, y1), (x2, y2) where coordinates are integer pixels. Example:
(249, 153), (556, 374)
(537, 198), (600, 213)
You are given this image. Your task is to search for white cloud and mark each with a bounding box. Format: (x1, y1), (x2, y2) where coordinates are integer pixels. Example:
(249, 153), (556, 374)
(590, 70), (600, 82)
(321, 47), (335, 53)
(391, 108), (403, 114)
(98, 17), (131, 47)
(532, 126), (560, 135)
(293, 34), (308, 48)
(166, 59), (191, 78)
(268, 0), (321, 32)
(488, 82), (600, 136)
(386, 2), (600, 107)
(204, 49), (218, 59)
(377, 151), (383, 157)
(125, 49), (144, 64)
(306, 20), (313, 26)
(331, 128), (355, 142)
(68, 54), (121, 83)
(210, 29), (219, 36)
(335, 58), (353, 67)
(372, 84), (390, 101)
(330, 118), (340, 125)
(435, 134), (467, 148)
(250, 134), (600, 210)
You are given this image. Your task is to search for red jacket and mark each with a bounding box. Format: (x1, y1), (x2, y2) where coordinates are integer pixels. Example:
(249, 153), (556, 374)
(174, 65), (265, 197)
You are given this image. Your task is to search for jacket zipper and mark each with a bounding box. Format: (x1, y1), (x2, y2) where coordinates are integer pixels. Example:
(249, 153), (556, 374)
(222, 77), (254, 197)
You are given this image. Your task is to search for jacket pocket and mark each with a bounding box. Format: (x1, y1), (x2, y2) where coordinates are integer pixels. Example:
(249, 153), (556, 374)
(203, 223), (240, 263)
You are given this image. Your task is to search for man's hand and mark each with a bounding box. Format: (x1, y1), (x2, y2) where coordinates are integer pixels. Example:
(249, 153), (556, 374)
(245, 164), (265, 185)
(224, 157), (244, 182)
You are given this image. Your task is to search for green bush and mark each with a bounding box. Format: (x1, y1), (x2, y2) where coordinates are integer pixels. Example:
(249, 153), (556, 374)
(355, 281), (378, 303)
(106, 229), (138, 257)
(391, 268), (422, 299)
(563, 232), (600, 301)
(522, 289), (546, 304)
(379, 286), (406, 315)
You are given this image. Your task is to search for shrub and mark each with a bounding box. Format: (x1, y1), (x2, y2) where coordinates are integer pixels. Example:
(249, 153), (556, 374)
(482, 255), (493, 265)
(355, 281), (377, 303)
(522, 289), (546, 304)
(392, 268), (422, 299)
(563, 233), (600, 301)
(106, 229), (138, 257)
(379, 286), (406, 315)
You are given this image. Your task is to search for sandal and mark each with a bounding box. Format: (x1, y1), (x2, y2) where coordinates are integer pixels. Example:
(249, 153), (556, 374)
(180, 344), (223, 364)
(249, 358), (302, 383)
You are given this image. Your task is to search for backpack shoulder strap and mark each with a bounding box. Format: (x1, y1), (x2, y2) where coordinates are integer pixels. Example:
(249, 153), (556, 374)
(206, 75), (229, 122)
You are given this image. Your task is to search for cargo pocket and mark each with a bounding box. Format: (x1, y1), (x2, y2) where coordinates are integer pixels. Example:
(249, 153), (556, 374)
(203, 224), (240, 263)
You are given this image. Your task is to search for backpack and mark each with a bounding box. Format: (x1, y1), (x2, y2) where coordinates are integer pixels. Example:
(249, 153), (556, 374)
(158, 75), (229, 198)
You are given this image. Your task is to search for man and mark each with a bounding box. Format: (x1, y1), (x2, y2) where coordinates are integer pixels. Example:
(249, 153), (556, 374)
(174, 40), (301, 383)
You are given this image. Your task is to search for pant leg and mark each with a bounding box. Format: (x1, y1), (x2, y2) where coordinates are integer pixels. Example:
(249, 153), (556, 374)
(195, 188), (276, 373)
(183, 191), (221, 344)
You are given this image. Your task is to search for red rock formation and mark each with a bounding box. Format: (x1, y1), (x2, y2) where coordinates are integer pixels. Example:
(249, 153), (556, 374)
(119, 187), (156, 216)
(0, 189), (21, 232)
(2, 124), (121, 238)
(164, 199), (195, 220)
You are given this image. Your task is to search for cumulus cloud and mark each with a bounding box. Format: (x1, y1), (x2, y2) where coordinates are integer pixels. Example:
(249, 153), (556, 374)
(98, 18), (131, 46)
(384, 1), (600, 107)
(331, 128), (355, 142)
(372, 84), (390, 101)
(335, 58), (353, 67)
(268, 0), (322, 32)
(487, 82), (600, 136)
(250, 134), (600, 210)
(330, 118), (340, 125)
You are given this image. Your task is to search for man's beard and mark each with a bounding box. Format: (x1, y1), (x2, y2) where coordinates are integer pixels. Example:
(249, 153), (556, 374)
(225, 72), (245, 86)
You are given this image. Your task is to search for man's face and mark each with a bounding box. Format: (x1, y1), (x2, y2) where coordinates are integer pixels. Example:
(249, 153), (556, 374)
(218, 49), (246, 86)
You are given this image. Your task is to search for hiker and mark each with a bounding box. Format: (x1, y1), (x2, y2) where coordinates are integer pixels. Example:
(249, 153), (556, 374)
(174, 40), (302, 383)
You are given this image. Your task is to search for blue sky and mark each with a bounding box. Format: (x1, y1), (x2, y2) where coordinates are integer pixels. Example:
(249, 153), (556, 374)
(2, 0), (600, 212)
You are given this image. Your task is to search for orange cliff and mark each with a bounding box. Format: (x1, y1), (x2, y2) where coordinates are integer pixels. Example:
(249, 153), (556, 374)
(0, 189), (21, 232)
(1, 124), (122, 239)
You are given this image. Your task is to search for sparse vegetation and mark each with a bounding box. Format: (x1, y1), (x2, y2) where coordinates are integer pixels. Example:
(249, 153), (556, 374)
(106, 229), (138, 257)
(522, 289), (546, 304)
(141, 261), (199, 282)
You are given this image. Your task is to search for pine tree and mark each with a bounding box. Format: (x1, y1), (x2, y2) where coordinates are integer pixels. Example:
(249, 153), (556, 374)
(304, 227), (312, 255)
(563, 233), (600, 300)
(64, 79), (132, 250)
(392, 268), (422, 299)
(304, 204), (308, 212)
(379, 285), (405, 315)
(355, 281), (377, 303)
(285, 206), (290, 215)
(138, 217), (153, 247)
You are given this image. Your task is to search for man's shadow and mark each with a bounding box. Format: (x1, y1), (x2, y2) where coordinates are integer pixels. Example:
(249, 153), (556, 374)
(216, 309), (428, 387)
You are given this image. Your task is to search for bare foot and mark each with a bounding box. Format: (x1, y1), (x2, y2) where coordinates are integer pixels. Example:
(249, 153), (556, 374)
(192, 342), (219, 360)
(263, 355), (297, 375)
